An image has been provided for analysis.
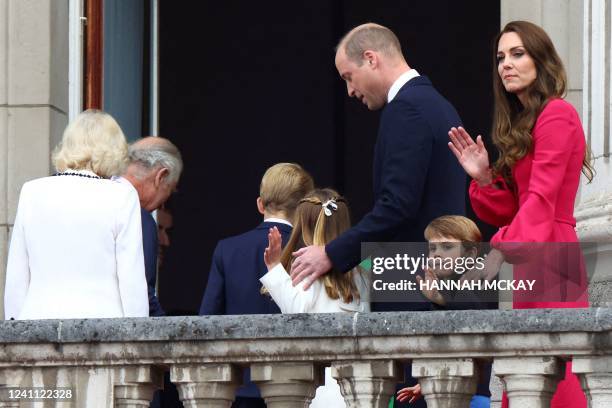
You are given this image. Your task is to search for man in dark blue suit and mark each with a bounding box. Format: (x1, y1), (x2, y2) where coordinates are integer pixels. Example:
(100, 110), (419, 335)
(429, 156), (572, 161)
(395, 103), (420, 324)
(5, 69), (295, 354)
(292, 23), (466, 301)
(200, 163), (313, 408)
(290, 24), (466, 407)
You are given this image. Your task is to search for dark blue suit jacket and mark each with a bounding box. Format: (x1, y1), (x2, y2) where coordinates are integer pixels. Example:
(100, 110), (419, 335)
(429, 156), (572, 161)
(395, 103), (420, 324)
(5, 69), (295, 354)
(199, 221), (291, 315)
(141, 208), (165, 317)
(200, 221), (291, 399)
(326, 76), (466, 312)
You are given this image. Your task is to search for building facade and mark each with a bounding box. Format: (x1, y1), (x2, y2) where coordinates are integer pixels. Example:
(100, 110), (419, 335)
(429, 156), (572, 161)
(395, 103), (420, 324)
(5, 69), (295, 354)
(0, 1), (611, 406)
(0, 0), (611, 314)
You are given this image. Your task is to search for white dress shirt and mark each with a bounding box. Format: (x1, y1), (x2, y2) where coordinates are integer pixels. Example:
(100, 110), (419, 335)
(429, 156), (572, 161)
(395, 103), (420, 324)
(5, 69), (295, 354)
(4, 171), (148, 319)
(387, 69), (420, 103)
(263, 217), (292, 227)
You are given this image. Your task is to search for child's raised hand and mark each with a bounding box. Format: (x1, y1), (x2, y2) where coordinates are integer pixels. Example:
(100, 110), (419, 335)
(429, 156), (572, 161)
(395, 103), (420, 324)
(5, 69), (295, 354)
(264, 227), (282, 270)
(397, 383), (422, 403)
(416, 267), (446, 306)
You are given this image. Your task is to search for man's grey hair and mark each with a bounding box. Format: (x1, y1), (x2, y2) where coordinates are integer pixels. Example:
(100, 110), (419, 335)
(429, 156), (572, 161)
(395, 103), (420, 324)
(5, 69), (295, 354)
(128, 138), (183, 184)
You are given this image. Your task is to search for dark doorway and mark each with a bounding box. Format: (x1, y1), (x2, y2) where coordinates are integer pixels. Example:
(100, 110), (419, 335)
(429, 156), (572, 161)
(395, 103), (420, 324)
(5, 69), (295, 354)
(158, 1), (500, 315)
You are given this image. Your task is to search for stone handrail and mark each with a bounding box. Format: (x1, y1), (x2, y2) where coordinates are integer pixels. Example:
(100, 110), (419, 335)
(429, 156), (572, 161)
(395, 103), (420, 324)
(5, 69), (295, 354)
(0, 308), (611, 407)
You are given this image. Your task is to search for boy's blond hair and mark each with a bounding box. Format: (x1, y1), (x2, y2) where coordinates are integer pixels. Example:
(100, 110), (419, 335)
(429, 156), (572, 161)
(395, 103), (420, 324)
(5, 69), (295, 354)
(259, 163), (314, 219)
(424, 215), (482, 252)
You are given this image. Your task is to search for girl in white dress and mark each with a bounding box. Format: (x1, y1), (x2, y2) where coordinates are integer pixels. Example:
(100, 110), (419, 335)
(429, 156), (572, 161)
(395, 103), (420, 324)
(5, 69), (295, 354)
(260, 188), (369, 407)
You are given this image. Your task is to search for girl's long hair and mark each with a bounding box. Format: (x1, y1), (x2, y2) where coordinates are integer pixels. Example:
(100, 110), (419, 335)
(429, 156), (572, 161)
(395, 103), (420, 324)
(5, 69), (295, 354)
(281, 188), (359, 303)
(492, 21), (594, 185)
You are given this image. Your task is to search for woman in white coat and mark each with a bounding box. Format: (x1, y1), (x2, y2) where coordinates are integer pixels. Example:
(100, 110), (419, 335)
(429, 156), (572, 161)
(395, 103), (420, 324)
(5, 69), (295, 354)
(4, 109), (148, 320)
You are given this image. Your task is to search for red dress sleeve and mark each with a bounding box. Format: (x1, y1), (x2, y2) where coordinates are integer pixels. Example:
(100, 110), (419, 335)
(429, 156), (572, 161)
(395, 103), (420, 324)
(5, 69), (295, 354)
(469, 176), (518, 227)
(491, 100), (578, 244)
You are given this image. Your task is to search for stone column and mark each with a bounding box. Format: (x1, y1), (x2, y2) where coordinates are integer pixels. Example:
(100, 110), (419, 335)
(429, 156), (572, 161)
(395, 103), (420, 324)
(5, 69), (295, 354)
(573, 356), (612, 407)
(0, 0), (69, 319)
(0, 368), (25, 407)
(114, 365), (163, 408)
(493, 357), (564, 407)
(411, 358), (478, 408)
(170, 363), (240, 408)
(331, 360), (401, 408)
(576, 0), (612, 307)
(250, 362), (321, 408)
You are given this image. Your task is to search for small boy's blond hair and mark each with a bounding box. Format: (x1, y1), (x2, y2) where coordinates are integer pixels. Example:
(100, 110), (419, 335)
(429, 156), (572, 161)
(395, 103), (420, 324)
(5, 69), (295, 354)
(259, 163), (314, 219)
(424, 215), (482, 252)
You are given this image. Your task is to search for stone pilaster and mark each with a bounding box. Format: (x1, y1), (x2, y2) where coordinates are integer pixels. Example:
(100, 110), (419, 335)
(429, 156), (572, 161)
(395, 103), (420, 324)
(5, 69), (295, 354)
(412, 358), (478, 408)
(494, 357), (564, 408)
(251, 362), (321, 407)
(332, 360), (401, 408)
(576, 0), (612, 307)
(0, 0), (69, 319)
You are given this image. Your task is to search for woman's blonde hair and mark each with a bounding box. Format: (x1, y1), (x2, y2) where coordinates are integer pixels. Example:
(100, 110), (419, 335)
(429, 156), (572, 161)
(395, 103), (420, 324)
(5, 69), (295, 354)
(52, 109), (128, 178)
(279, 188), (359, 303)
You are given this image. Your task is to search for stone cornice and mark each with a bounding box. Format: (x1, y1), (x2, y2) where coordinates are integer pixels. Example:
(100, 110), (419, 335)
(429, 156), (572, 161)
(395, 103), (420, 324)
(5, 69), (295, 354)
(1, 309), (612, 344)
(0, 310), (610, 368)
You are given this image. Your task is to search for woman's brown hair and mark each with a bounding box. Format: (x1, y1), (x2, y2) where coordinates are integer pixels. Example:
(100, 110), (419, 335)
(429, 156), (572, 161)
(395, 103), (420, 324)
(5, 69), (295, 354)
(280, 188), (359, 303)
(492, 20), (594, 185)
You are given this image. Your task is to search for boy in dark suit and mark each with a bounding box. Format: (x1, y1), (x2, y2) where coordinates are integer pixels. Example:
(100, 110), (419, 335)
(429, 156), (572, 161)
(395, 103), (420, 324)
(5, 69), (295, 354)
(199, 162), (314, 408)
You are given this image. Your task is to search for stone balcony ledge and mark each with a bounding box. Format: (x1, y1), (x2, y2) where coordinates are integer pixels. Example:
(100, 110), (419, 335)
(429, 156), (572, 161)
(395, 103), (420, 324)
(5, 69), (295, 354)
(1, 309), (611, 363)
(1, 309), (611, 407)
(3, 308), (612, 342)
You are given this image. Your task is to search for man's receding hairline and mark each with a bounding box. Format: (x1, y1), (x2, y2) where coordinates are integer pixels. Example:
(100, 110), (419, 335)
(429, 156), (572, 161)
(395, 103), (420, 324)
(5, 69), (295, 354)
(337, 23), (402, 62)
(339, 22), (387, 47)
(131, 136), (173, 149)
(127, 136), (182, 184)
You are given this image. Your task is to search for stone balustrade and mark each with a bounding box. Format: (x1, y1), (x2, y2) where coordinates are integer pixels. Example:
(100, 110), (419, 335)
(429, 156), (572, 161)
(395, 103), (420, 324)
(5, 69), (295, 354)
(0, 308), (611, 407)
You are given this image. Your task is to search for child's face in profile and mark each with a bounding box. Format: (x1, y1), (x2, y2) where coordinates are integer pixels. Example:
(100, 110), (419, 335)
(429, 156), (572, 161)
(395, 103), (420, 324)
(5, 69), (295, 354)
(427, 236), (464, 279)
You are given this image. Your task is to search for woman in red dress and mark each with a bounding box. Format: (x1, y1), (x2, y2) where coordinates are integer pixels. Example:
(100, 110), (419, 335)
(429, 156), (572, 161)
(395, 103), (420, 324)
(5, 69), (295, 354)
(448, 21), (594, 408)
